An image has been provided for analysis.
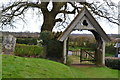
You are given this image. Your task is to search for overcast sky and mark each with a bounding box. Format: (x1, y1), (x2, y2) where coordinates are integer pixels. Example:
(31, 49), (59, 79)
(0, 0), (120, 34)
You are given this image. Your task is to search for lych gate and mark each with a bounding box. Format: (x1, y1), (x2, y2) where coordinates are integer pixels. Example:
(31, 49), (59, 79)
(57, 7), (110, 66)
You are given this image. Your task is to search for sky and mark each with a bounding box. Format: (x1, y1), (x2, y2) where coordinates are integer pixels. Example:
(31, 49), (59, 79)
(0, 0), (120, 34)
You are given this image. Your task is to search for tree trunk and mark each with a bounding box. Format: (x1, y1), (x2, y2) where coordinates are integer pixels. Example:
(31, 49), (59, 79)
(40, 2), (66, 32)
(41, 12), (56, 31)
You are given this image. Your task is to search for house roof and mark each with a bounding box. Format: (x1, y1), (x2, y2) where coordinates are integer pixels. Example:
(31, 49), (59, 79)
(115, 38), (120, 42)
(114, 43), (120, 48)
(57, 7), (111, 42)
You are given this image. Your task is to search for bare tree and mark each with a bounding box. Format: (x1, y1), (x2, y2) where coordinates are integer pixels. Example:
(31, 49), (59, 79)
(1, 0), (119, 32)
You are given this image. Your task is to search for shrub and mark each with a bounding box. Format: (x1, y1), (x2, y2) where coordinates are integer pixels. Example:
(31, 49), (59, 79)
(87, 43), (96, 50)
(40, 31), (54, 45)
(40, 31), (64, 62)
(16, 38), (37, 45)
(14, 44), (44, 58)
(46, 40), (63, 59)
(105, 43), (116, 55)
(105, 57), (120, 70)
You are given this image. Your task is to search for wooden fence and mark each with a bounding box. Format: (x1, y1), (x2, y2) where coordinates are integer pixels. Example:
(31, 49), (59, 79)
(69, 49), (95, 62)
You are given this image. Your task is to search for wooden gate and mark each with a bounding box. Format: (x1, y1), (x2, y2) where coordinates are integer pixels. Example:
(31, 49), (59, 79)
(80, 49), (95, 62)
(70, 48), (95, 63)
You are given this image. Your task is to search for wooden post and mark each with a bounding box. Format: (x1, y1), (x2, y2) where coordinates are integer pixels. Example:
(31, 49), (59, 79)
(63, 38), (68, 64)
(80, 49), (83, 62)
(90, 30), (105, 66)
(96, 39), (106, 66)
(102, 40), (106, 65)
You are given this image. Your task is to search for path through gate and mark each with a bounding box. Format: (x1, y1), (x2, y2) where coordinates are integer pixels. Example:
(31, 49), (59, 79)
(69, 48), (95, 64)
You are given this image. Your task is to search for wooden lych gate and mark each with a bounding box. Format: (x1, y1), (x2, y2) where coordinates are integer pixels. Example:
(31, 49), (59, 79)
(57, 7), (110, 66)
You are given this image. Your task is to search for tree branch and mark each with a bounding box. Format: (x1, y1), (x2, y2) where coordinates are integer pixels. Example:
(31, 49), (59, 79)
(2, 2), (41, 13)
(1, 1), (43, 28)
(80, 2), (119, 25)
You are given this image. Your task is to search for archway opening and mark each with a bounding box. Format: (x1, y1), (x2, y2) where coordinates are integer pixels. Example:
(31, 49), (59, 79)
(67, 30), (97, 65)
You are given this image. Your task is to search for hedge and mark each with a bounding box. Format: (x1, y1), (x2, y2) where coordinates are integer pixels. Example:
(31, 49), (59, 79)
(16, 38), (37, 45)
(105, 45), (116, 54)
(14, 44), (44, 58)
(105, 57), (120, 70)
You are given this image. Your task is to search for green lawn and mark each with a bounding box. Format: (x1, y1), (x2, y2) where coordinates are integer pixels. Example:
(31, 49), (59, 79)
(2, 55), (119, 78)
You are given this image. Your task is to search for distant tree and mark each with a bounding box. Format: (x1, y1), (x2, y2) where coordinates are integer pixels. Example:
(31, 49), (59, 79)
(69, 35), (96, 48)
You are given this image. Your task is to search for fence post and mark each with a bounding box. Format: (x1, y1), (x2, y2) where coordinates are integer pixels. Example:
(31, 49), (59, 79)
(80, 48), (82, 62)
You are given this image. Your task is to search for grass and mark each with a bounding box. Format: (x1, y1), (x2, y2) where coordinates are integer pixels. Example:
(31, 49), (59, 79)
(71, 67), (119, 78)
(2, 55), (119, 78)
(2, 55), (73, 78)
(0, 54), (2, 79)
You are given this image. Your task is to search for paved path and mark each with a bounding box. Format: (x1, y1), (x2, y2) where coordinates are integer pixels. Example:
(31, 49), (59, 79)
(71, 64), (96, 67)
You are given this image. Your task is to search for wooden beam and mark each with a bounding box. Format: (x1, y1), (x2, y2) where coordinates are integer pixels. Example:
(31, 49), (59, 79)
(85, 7), (110, 42)
(58, 8), (85, 41)
(90, 30), (105, 66)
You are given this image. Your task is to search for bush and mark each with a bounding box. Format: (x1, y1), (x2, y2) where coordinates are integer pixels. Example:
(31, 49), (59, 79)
(105, 57), (120, 70)
(40, 31), (54, 45)
(105, 42), (116, 55)
(40, 31), (64, 62)
(14, 44), (44, 58)
(46, 40), (63, 59)
(87, 43), (96, 50)
(16, 38), (37, 45)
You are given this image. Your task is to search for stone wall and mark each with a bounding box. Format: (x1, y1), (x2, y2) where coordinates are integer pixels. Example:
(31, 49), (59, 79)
(2, 35), (16, 54)
(2, 32), (40, 54)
